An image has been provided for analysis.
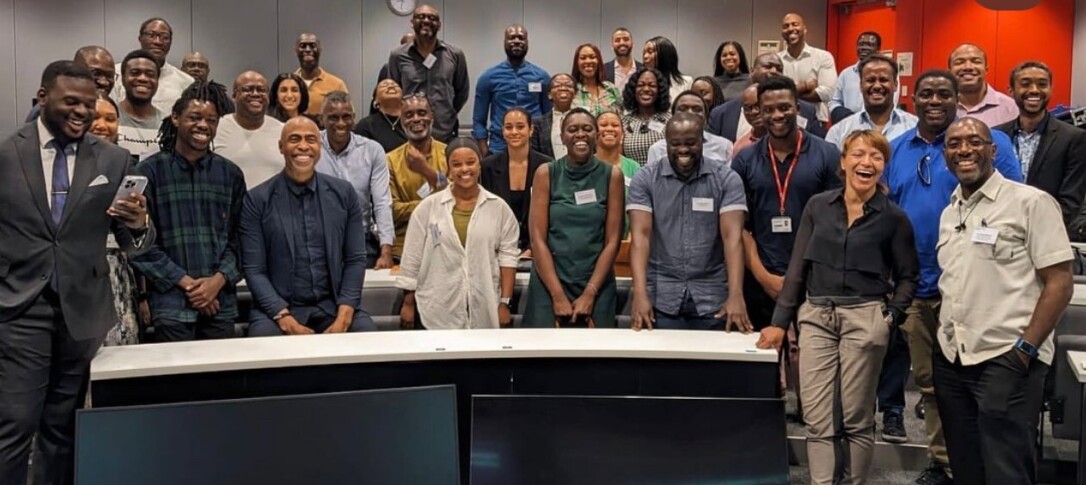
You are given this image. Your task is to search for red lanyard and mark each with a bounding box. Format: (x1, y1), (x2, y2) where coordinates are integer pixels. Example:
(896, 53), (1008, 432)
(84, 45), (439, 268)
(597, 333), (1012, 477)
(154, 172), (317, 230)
(768, 132), (804, 216)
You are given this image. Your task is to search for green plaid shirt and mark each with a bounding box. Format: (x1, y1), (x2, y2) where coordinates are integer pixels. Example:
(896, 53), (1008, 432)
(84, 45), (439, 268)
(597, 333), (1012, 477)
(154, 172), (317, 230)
(131, 151), (247, 323)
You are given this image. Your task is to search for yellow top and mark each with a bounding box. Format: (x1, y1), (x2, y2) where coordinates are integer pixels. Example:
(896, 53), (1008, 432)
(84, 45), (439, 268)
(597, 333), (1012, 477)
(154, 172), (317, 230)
(451, 207), (473, 247)
(387, 139), (448, 256)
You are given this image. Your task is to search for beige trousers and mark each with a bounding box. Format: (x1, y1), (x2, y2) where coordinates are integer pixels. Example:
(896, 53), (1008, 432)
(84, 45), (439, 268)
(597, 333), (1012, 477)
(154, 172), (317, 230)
(798, 300), (890, 485)
(900, 297), (950, 468)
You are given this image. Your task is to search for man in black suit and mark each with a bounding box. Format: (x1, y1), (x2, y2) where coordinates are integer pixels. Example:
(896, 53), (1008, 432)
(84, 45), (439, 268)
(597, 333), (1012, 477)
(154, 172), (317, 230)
(240, 117), (376, 336)
(994, 61), (1086, 238)
(603, 27), (643, 92)
(708, 53), (825, 142)
(0, 60), (150, 484)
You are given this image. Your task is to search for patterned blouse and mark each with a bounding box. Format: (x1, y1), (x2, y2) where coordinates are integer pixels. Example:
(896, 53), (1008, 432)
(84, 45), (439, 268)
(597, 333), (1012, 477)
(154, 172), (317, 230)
(621, 112), (671, 166)
(572, 81), (622, 117)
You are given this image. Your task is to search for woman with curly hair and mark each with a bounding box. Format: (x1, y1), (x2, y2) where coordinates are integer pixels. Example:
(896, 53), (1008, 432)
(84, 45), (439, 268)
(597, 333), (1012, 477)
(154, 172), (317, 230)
(620, 67), (670, 165)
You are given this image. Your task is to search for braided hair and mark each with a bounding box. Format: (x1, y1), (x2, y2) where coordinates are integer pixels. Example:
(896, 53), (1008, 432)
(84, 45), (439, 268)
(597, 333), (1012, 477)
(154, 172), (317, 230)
(156, 80), (232, 152)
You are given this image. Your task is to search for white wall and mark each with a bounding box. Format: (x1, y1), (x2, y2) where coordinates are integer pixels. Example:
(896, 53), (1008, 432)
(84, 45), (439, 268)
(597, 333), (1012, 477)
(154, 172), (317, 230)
(0, 0), (827, 137)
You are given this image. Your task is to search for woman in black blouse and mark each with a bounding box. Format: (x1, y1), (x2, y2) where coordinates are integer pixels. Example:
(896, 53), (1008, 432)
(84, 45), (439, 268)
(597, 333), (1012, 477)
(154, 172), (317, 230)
(711, 41), (751, 103)
(481, 108), (552, 257)
(756, 130), (918, 485)
(353, 78), (409, 152)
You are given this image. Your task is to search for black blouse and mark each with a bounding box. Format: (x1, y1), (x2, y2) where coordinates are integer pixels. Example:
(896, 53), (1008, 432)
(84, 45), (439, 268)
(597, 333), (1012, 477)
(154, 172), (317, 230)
(353, 112), (408, 153)
(770, 189), (919, 328)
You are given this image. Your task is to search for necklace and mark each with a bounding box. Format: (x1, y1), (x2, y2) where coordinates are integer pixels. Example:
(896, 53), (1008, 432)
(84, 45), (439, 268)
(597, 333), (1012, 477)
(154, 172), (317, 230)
(381, 112), (400, 130)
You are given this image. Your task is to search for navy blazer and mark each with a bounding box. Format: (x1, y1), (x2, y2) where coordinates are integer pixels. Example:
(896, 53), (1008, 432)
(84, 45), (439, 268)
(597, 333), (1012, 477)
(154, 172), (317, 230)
(708, 97), (826, 142)
(239, 172), (368, 319)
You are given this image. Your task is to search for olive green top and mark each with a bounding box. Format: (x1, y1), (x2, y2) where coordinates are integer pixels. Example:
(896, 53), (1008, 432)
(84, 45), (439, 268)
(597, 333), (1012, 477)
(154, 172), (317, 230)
(451, 207), (473, 247)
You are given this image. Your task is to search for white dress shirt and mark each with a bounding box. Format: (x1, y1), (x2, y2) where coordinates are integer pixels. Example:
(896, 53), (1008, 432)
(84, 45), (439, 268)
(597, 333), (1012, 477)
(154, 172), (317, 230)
(778, 44), (837, 122)
(551, 110), (567, 159)
(395, 187), (520, 329)
(36, 118), (76, 210)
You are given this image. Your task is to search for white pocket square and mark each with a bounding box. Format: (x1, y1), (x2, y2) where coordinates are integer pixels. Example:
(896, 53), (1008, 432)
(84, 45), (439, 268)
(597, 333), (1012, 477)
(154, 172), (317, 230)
(88, 175), (109, 187)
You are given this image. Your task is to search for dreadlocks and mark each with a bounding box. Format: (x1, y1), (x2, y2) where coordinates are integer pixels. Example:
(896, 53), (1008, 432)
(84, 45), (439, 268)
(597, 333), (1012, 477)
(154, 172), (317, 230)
(156, 80), (232, 152)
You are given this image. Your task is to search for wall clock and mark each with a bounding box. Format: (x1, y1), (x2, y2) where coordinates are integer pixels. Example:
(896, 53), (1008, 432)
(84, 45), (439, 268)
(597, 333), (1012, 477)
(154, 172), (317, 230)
(387, 0), (417, 16)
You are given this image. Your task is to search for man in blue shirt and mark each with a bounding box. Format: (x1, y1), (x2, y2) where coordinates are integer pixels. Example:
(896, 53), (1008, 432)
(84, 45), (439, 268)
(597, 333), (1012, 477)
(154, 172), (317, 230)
(317, 91), (396, 270)
(825, 55), (916, 150)
(828, 32), (899, 123)
(472, 24), (550, 157)
(885, 69), (1022, 485)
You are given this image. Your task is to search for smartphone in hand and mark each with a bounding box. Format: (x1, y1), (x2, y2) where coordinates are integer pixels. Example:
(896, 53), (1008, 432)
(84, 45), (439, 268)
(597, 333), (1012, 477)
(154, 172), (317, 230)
(113, 175), (148, 203)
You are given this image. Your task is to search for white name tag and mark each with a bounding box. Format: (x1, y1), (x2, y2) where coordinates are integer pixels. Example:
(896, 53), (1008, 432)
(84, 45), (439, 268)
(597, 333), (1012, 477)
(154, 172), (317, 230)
(648, 120), (665, 133)
(972, 226), (998, 245)
(423, 54), (437, 69)
(574, 189), (597, 205)
(771, 216), (793, 233)
(416, 183), (432, 198)
(528, 82), (543, 93)
(429, 223), (441, 247)
(692, 197), (714, 212)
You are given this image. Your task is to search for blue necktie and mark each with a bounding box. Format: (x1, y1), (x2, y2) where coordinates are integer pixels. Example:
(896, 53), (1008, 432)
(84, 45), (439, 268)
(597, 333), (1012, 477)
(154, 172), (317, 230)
(50, 139), (69, 225)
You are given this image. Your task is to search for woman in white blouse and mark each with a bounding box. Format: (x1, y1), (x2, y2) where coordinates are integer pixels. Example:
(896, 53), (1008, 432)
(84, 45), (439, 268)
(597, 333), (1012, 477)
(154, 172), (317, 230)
(396, 138), (520, 330)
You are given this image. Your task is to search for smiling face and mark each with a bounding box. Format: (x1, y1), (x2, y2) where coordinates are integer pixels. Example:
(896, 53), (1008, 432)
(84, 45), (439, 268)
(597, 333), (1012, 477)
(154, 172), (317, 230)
(944, 119), (995, 191)
(634, 70), (659, 110)
(401, 96), (434, 141)
(759, 89), (797, 140)
(781, 14), (806, 47)
(139, 20), (172, 63)
(841, 134), (887, 195)
(611, 29), (632, 58)
(502, 110), (531, 150)
(595, 111), (623, 151)
(690, 80), (715, 110)
(740, 85), (763, 130)
(173, 99), (219, 155)
(914, 75), (956, 134)
(233, 71), (269, 118)
(90, 98), (119, 143)
(673, 93), (707, 122)
(560, 111), (597, 162)
(1011, 66), (1051, 116)
(411, 5), (441, 40)
(860, 60), (896, 112)
(39, 75), (97, 143)
(720, 44), (741, 74)
(751, 54), (783, 84)
(504, 26), (528, 62)
(375, 79), (403, 106)
(277, 79), (302, 113)
(642, 41), (657, 68)
(549, 74), (575, 111)
(665, 118), (703, 178)
(122, 57), (160, 103)
(447, 147), (481, 191)
(856, 34), (879, 62)
(949, 44), (987, 93)
(181, 52), (209, 82)
(322, 101), (355, 148)
(577, 46), (599, 80)
(79, 50), (116, 96)
(280, 117), (322, 181)
(295, 33), (321, 71)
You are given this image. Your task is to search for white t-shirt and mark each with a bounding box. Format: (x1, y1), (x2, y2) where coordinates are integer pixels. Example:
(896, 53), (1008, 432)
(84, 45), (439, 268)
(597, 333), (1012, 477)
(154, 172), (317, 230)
(112, 62), (195, 114)
(117, 107), (165, 159)
(213, 114), (286, 189)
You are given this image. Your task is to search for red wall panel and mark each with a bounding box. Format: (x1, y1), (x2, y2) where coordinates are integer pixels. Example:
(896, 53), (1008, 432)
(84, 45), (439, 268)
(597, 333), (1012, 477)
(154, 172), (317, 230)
(833, 2), (897, 69)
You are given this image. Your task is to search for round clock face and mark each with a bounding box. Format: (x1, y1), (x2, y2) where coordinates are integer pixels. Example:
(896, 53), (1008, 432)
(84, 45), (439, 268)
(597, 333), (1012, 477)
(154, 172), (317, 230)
(387, 0), (417, 16)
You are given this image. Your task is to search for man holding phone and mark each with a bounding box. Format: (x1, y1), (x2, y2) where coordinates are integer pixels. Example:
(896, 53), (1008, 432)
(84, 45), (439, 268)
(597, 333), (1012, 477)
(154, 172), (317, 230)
(0, 60), (151, 484)
(131, 81), (247, 342)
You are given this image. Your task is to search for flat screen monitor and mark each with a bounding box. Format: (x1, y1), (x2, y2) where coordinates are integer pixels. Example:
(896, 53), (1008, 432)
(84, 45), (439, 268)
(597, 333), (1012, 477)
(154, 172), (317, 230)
(76, 385), (459, 485)
(471, 395), (787, 484)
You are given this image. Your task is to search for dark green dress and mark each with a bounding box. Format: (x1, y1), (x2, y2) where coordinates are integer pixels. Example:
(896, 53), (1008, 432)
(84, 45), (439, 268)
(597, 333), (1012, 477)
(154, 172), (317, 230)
(523, 156), (617, 327)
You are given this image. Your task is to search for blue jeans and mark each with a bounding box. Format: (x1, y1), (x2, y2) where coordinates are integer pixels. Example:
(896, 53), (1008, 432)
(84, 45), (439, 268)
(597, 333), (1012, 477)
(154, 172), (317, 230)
(653, 295), (725, 330)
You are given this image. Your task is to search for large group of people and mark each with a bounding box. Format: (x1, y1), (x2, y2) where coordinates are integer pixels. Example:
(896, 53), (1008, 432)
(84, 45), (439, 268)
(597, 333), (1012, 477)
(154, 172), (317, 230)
(0, 5), (1082, 485)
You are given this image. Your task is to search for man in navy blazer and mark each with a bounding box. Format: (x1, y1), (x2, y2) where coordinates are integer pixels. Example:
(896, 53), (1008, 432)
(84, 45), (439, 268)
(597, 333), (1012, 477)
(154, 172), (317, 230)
(240, 117), (376, 336)
(708, 52), (826, 142)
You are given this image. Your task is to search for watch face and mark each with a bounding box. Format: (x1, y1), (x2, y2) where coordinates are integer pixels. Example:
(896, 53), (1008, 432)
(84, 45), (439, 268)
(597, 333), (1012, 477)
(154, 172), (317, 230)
(387, 0), (417, 16)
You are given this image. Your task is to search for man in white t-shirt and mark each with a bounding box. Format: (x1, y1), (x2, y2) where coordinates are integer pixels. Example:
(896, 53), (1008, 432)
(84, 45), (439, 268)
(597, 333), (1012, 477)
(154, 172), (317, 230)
(111, 17), (194, 113)
(117, 50), (166, 159)
(215, 71), (285, 189)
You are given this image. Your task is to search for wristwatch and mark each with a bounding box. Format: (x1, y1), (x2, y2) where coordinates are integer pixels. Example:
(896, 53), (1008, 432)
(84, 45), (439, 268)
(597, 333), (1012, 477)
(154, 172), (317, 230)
(272, 310), (292, 322)
(1014, 337), (1040, 359)
(499, 297), (512, 306)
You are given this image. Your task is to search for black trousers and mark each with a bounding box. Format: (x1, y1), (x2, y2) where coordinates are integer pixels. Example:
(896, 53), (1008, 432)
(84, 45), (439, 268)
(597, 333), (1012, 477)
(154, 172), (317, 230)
(153, 316), (235, 342)
(933, 348), (1048, 484)
(0, 288), (100, 485)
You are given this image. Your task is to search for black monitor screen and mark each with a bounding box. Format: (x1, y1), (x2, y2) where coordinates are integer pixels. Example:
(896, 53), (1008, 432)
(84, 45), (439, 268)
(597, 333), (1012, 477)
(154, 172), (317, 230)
(77, 385), (459, 485)
(471, 395), (788, 485)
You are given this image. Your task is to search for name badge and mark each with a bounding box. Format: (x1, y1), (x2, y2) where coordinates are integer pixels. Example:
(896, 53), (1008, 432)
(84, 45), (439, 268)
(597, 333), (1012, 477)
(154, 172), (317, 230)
(692, 197), (714, 212)
(416, 183), (432, 198)
(574, 189), (597, 205)
(771, 216), (793, 233)
(528, 82), (543, 93)
(624, 176), (632, 187)
(423, 54), (438, 69)
(648, 120), (665, 133)
(429, 223), (441, 247)
(972, 226), (998, 245)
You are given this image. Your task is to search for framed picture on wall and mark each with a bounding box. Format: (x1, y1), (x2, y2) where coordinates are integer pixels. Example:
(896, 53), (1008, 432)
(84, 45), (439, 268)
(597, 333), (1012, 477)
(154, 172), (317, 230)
(757, 40), (781, 55)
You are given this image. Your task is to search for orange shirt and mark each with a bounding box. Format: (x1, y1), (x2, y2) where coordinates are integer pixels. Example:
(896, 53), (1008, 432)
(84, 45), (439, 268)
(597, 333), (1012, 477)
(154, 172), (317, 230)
(294, 68), (349, 116)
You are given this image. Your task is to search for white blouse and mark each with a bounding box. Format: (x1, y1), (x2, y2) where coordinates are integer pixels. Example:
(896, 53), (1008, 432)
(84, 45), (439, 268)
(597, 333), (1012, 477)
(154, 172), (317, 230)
(395, 187), (520, 329)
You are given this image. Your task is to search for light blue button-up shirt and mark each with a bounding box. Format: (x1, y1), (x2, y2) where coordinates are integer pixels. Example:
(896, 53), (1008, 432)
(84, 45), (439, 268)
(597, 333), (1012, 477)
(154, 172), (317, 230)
(828, 63), (901, 117)
(646, 131), (735, 168)
(317, 131), (395, 247)
(825, 108), (919, 150)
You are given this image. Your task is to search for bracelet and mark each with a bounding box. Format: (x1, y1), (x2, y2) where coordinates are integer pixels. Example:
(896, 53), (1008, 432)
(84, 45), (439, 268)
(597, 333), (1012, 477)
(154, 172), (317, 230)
(272, 311), (291, 322)
(585, 282), (599, 295)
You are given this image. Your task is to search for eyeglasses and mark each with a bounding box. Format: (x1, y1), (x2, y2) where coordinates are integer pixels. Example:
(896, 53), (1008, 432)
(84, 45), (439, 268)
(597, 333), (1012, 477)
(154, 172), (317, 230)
(551, 83), (575, 91)
(413, 13), (439, 22)
(945, 138), (992, 151)
(236, 86), (269, 95)
(140, 31), (171, 42)
(917, 154), (932, 186)
(741, 104), (761, 114)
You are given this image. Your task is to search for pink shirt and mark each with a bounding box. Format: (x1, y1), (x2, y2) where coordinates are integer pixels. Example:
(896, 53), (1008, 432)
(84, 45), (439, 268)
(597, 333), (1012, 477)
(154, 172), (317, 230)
(956, 83), (1020, 128)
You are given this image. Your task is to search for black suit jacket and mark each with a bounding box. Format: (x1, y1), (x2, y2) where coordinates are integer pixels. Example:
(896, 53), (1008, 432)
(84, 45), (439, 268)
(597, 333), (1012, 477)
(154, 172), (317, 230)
(603, 59), (643, 84)
(708, 98), (826, 142)
(0, 123), (153, 340)
(996, 115), (1086, 234)
(530, 113), (555, 159)
(480, 149), (553, 249)
(239, 172), (368, 320)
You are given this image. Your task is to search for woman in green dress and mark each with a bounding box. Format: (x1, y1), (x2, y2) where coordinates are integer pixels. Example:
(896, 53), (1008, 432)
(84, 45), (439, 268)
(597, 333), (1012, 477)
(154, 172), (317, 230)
(523, 108), (625, 327)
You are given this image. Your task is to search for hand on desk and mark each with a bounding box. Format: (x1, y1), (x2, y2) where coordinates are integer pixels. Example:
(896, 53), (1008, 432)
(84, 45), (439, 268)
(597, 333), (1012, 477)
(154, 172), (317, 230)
(630, 293), (654, 331)
(399, 302), (416, 330)
(755, 326), (785, 350)
(278, 315), (314, 335)
(551, 296), (573, 323)
(498, 303), (512, 327)
(719, 296), (752, 334)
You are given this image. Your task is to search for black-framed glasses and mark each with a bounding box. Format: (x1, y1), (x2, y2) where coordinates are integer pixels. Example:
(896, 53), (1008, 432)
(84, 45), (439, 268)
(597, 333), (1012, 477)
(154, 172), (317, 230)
(917, 154), (932, 186)
(945, 138), (993, 151)
(402, 92), (427, 101)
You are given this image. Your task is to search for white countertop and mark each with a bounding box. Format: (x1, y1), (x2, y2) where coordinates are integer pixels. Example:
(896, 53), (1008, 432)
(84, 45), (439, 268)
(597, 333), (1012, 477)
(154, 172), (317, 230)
(1073, 284), (1086, 307)
(91, 328), (777, 381)
(1068, 351), (1086, 384)
(241, 270), (631, 290)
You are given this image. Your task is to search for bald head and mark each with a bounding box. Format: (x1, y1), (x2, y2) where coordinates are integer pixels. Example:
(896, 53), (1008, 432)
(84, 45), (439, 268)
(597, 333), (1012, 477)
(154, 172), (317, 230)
(751, 53), (784, 83)
(666, 111), (705, 178)
(400, 32), (415, 45)
(181, 52), (209, 81)
(296, 33), (322, 72)
(411, 4), (441, 40)
(73, 46), (115, 95)
(949, 43), (988, 94)
(232, 71), (269, 119)
(280, 117), (322, 183)
(944, 117), (995, 191)
(782, 13), (807, 47)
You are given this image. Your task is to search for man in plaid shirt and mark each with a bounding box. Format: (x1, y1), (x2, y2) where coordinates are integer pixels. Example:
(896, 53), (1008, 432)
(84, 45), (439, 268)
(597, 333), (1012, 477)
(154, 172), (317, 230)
(131, 81), (247, 341)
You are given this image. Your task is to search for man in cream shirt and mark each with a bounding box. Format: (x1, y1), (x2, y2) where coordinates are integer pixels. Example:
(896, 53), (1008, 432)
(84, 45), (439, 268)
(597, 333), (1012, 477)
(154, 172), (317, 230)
(111, 17), (194, 114)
